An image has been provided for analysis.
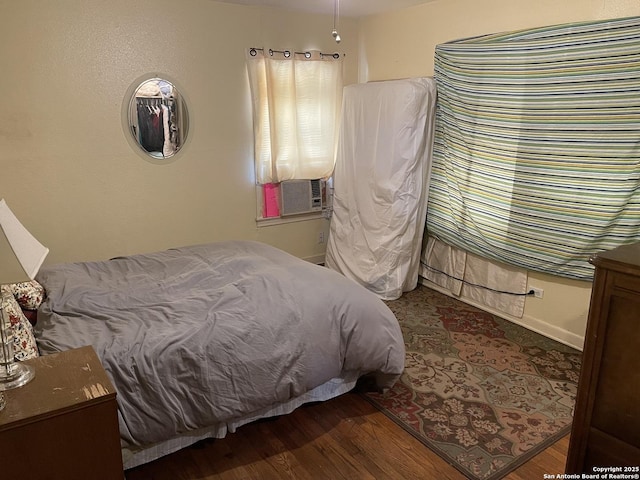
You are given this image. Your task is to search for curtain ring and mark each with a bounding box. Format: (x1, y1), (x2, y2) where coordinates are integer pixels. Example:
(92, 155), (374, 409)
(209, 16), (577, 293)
(284, 50), (291, 58)
(304, 51), (311, 59)
(269, 49), (274, 56)
(249, 48), (258, 57)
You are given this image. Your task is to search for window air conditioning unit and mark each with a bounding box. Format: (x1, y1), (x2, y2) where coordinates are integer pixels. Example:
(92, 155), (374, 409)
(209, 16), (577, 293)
(280, 179), (324, 216)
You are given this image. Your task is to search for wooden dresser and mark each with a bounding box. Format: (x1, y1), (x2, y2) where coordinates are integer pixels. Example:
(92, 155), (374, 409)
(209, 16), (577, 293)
(0, 345), (124, 479)
(566, 242), (640, 472)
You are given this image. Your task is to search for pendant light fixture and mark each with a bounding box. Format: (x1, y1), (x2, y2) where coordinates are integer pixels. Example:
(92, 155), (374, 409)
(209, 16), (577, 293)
(332, 0), (341, 43)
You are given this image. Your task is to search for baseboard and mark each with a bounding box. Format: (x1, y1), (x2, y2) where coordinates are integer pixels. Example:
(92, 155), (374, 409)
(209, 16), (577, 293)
(420, 278), (584, 351)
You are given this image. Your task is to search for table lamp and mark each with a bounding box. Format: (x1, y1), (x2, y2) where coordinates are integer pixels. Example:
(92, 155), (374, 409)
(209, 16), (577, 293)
(0, 199), (49, 406)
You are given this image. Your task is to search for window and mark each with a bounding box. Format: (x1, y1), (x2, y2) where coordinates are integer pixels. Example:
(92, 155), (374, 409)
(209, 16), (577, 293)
(246, 48), (343, 219)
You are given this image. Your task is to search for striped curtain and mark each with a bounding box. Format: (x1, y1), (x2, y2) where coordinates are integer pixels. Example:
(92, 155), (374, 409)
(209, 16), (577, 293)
(427, 16), (640, 280)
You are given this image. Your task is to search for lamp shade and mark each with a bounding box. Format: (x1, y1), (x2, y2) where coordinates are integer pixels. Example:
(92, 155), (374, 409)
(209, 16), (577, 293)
(0, 199), (49, 285)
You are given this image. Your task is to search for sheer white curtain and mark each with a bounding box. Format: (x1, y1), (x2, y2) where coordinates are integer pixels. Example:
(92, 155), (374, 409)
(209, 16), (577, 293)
(246, 49), (343, 184)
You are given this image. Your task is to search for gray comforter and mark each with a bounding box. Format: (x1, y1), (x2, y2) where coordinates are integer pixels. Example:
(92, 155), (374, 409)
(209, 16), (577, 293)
(35, 241), (404, 449)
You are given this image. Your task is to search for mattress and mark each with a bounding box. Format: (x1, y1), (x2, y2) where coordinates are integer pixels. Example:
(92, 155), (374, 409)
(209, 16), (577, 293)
(326, 78), (437, 300)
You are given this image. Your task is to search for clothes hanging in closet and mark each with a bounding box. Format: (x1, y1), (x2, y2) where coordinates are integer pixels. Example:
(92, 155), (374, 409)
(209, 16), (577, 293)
(136, 97), (176, 156)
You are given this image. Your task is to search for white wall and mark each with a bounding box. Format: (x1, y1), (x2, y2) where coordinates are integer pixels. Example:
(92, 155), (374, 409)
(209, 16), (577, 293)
(358, 0), (640, 349)
(359, 0), (640, 81)
(0, 0), (358, 265)
(4, 0), (637, 347)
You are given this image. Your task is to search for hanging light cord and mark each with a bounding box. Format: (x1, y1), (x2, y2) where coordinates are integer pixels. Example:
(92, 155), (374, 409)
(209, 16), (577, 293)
(332, 0), (341, 43)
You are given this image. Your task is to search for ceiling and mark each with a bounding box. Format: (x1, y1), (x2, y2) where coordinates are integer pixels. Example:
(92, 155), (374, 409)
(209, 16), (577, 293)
(217, 0), (438, 18)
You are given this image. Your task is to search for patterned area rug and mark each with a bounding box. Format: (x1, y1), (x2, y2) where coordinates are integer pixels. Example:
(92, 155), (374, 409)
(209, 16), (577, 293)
(362, 285), (581, 480)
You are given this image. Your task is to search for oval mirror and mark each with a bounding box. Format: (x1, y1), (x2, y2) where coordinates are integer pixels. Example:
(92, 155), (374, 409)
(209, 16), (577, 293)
(127, 77), (189, 160)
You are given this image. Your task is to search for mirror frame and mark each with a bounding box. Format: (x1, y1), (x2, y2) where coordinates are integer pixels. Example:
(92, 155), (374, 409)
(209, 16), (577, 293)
(121, 73), (191, 164)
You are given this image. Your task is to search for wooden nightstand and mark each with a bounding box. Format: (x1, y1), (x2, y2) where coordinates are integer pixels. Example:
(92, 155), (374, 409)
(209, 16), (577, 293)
(566, 242), (640, 471)
(0, 345), (124, 479)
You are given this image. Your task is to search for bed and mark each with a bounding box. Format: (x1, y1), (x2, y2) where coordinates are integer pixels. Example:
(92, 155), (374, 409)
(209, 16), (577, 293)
(32, 240), (405, 469)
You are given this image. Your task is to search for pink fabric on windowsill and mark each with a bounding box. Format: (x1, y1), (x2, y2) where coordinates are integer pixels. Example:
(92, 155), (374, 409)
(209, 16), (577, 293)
(263, 183), (280, 218)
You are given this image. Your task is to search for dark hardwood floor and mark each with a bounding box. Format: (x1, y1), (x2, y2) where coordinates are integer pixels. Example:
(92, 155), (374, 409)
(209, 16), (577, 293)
(125, 392), (568, 479)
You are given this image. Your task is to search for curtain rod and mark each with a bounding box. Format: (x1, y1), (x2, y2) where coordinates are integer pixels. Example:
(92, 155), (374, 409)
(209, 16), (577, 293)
(249, 47), (341, 59)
